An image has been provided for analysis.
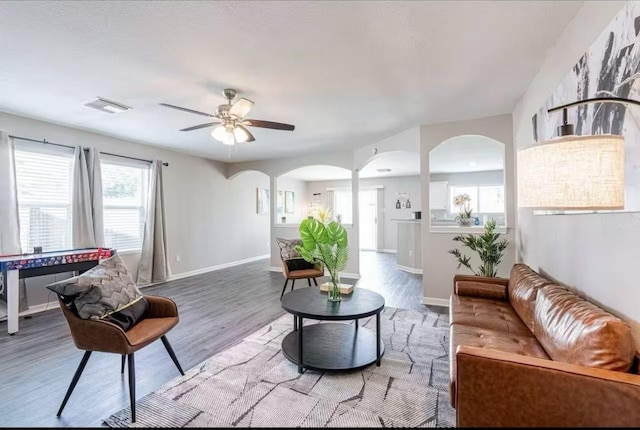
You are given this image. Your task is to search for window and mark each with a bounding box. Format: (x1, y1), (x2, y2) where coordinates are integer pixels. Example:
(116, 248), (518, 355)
(15, 144), (74, 252)
(478, 185), (505, 213)
(449, 184), (504, 214)
(330, 188), (353, 224)
(102, 156), (149, 252)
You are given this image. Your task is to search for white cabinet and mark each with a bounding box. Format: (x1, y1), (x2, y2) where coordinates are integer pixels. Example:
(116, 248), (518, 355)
(429, 182), (448, 210)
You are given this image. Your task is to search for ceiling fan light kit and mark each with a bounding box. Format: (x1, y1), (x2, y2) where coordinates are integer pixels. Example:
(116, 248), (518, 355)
(160, 88), (295, 147)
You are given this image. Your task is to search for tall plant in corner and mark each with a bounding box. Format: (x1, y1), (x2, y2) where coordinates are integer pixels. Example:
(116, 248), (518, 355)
(295, 217), (349, 302)
(448, 219), (509, 277)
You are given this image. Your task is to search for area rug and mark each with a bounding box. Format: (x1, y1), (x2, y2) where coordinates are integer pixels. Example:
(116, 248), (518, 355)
(104, 306), (454, 428)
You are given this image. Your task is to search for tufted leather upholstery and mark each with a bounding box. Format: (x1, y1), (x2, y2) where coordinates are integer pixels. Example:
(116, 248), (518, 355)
(449, 265), (640, 427)
(534, 285), (635, 372)
(450, 295), (532, 336)
(507, 264), (553, 333)
(449, 323), (549, 406)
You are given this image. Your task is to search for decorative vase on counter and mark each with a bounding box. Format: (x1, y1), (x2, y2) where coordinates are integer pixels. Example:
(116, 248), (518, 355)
(457, 216), (473, 227)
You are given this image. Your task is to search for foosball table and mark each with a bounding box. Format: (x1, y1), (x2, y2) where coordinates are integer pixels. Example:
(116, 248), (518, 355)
(0, 248), (114, 335)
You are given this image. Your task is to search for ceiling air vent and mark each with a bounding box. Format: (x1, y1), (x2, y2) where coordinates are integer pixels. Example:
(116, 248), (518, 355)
(84, 97), (131, 114)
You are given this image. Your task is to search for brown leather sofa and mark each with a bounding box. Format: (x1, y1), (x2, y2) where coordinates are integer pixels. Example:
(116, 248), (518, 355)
(450, 264), (640, 427)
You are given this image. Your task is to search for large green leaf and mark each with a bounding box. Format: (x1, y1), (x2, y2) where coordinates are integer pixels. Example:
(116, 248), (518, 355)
(298, 218), (327, 250)
(325, 221), (348, 248)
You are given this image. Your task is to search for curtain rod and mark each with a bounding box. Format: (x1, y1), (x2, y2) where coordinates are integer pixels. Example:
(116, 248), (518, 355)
(8, 135), (169, 167)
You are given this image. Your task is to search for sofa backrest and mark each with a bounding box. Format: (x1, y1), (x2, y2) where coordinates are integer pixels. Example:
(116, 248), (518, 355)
(508, 264), (553, 332)
(534, 285), (635, 372)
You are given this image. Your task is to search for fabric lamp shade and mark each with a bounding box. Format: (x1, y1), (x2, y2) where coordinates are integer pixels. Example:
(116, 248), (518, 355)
(517, 134), (624, 210)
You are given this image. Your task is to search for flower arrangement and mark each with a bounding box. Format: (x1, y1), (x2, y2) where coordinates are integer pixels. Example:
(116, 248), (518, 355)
(453, 193), (473, 226)
(313, 206), (332, 224)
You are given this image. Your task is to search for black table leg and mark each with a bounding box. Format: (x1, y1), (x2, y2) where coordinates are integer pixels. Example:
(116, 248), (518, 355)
(376, 312), (381, 366)
(355, 318), (358, 332)
(293, 315), (298, 331)
(297, 316), (304, 374)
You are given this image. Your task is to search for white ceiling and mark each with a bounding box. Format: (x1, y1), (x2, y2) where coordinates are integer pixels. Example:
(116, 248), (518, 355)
(281, 150), (420, 181)
(281, 165), (352, 182)
(360, 151), (420, 178)
(0, 1), (581, 162)
(429, 135), (504, 173)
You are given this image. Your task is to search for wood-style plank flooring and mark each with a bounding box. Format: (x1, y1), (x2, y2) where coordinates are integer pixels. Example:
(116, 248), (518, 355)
(0, 251), (438, 427)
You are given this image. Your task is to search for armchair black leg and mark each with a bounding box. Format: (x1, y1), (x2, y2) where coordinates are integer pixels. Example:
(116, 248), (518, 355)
(128, 353), (136, 423)
(161, 335), (185, 376)
(291, 279), (296, 292)
(307, 278), (311, 286)
(57, 351), (92, 417)
(121, 355), (126, 374)
(280, 279), (289, 298)
(313, 278), (318, 286)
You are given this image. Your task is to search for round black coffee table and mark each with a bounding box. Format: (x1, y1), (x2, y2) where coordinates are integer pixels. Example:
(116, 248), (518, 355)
(280, 287), (385, 373)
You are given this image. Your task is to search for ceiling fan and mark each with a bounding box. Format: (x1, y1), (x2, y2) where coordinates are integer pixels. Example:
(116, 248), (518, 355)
(160, 89), (295, 146)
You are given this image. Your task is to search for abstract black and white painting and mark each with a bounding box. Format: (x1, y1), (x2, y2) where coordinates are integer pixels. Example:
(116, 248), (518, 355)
(532, 1), (640, 212)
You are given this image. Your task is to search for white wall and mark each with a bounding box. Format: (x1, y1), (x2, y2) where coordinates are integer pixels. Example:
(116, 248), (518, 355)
(304, 176), (421, 252)
(276, 177), (308, 224)
(229, 152), (361, 278)
(0, 112), (270, 307)
(420, 115), (516, 305)
(512, 1), (640, 345)
(430, 170), (505, 224)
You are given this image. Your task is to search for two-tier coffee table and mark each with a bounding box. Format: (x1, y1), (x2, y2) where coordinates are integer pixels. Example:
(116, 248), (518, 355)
(280, 287), (385, 373)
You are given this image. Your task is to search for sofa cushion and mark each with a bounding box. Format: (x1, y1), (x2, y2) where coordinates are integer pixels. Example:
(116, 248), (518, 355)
(455, 280), (508, 301)
(276, 238), (302, 260)
(450, 295), (532, 336)
(46, 254), (144, 322)
(449, 323), (550, 406)
(508, 264), (553, 333)
(534, 285), (635, 372)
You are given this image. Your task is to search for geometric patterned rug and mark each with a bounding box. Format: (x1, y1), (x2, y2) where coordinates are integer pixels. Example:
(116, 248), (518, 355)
(104, 306), (455, 428)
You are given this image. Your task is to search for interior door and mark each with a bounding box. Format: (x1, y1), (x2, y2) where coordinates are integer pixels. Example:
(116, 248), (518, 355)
(359, 188), (378, 250)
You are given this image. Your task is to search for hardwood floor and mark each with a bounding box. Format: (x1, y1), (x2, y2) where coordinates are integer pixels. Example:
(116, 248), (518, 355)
(0, 251), (437, 427)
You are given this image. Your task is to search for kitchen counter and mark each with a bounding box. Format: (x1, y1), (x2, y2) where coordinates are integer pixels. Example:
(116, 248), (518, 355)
(391, 219), (422, 223)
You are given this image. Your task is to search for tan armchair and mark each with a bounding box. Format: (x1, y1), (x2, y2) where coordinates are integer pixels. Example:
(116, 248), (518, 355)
(280, 258), (323, 298)
(56, 295), (184, 423)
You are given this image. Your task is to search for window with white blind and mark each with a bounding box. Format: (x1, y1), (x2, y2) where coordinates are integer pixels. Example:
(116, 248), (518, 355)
(14, 143), (74, 252)
(449, 184), (504, 214)
(330, 188), (353, 224)
(101, 156), (150, 252)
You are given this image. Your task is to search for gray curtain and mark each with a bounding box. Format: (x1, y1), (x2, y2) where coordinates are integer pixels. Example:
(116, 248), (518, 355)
(137, 160), (168, 285)
(72, 147), (104, 248)
(0, 133), (26, 314)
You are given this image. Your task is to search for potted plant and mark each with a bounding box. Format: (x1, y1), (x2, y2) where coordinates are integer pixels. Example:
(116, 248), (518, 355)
(295, 217), (349, 302)
(448, 219), (508, 277)
(454, 193), (473, 226)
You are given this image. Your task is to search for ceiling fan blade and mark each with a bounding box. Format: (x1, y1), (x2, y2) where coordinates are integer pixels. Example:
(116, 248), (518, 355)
(180, 122), (220, 132)
(229, 97), (254, 118)
(236, 124), (255, 142)
(159, 103), (215, 118)
(243, 119), (295, 131)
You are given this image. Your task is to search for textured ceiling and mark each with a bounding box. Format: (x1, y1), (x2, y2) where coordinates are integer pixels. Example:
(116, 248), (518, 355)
(0, 1), (581, 161)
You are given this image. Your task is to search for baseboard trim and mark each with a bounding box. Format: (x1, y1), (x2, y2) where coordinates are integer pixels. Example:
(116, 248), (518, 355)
(269, 266), (360, 280)
(381, 249), (398, 254)
(168, 254), (270, 282)
(0, 300), (62, 322)
(397, 264), (423, 275)
(422, 297), (449, 307)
